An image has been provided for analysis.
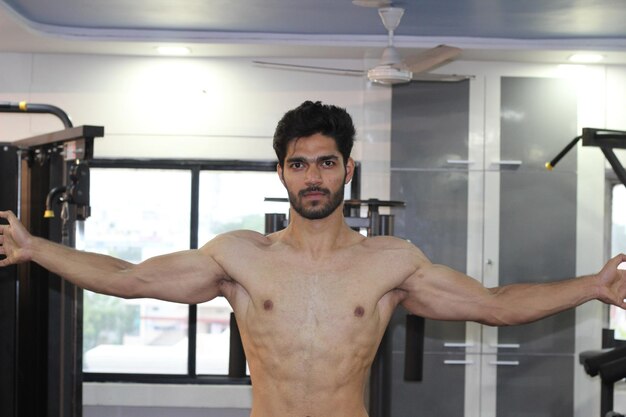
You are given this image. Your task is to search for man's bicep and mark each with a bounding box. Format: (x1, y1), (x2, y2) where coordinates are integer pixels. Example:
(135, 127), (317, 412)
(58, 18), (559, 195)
(124, 248), (228, 304)
(399, 263), (494, 322)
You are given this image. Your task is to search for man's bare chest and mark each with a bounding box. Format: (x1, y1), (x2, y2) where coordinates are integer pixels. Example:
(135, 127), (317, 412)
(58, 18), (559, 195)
(249, 258), (373, 307)
(235, 262), (387, 353)
(215, 235), (416, 327)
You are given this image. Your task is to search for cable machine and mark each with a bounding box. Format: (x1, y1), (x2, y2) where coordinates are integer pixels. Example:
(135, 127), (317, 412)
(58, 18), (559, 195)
(0, 101), (103, 417)
(547, 128), (626, 186)
(550, 129), (626, 417)
(580, 344), (626, 417)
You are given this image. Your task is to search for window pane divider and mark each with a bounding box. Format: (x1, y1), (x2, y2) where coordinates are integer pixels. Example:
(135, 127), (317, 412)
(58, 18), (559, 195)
(188, 167), (200, 376)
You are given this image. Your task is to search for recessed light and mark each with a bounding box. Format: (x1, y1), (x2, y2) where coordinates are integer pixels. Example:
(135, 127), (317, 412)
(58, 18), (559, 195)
(352, 0), (391, 6)
(568, 53), (603, 63)
(156, 46), (191, 56)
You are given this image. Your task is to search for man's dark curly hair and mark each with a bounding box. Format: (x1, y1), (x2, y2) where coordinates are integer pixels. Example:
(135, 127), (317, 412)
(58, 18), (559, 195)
(273, 101), (355, 167)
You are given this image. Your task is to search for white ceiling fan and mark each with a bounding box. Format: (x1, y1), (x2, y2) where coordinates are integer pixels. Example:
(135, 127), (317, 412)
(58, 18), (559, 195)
(254, 5), (466, 85)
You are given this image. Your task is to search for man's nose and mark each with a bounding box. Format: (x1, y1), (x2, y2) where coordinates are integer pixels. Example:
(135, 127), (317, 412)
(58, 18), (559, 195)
(305, 165), (322, 185)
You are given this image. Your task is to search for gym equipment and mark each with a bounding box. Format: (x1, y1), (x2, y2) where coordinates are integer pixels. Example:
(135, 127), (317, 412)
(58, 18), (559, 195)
(547, 128), (626, 187)
(228, 311), (247, 379)
(264, 197), (404, 236)
(0, 102), (103, 417)
(0, 101), (73, 128)
(580, 344), (626, 417)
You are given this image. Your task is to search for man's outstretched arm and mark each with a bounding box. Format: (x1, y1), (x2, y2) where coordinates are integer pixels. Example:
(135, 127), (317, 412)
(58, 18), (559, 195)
(398, 245), (626, 326)
(0, 210), (228, 304)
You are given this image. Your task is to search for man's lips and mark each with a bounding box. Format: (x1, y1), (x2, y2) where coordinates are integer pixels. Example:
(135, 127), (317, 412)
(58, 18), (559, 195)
(300, 188), (330, 198)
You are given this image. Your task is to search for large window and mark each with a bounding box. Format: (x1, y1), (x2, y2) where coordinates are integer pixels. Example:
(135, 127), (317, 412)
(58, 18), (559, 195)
(78, 160), (290, 381)
(80, 168), (193, 374)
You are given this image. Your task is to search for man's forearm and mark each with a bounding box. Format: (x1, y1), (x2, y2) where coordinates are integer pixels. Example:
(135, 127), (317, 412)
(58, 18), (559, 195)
(28, 236), (134, 296)
(486, 275), (598, 326)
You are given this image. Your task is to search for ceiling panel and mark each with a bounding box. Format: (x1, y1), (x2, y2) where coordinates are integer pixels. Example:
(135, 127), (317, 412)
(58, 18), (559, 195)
(2, 0), (626, 63)
(4, 0), (626, 38)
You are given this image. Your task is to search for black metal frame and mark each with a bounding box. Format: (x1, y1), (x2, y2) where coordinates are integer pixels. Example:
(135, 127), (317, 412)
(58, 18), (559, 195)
(1, 124), (104, 417)
(580, 344), (626, 417)
(0, 101), (74, 128)
(549, 128), (626, 187)
(0, 145), (19, 417)
(582, 128), (626, 187)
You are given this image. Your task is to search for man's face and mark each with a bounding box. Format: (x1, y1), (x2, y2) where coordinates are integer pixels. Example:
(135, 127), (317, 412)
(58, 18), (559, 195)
(278, 133), (354, 220)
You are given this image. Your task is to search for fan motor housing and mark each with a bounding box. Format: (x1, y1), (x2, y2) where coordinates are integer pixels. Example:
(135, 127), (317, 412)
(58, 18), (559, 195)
(367, 66), (412, 84)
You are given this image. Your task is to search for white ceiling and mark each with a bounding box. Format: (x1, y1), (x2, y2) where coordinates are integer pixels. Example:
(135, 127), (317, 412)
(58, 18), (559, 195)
(2, 0), (626, 64)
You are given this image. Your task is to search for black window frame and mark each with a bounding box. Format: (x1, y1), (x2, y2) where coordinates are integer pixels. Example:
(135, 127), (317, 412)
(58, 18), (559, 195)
(82, 158), (360, 385)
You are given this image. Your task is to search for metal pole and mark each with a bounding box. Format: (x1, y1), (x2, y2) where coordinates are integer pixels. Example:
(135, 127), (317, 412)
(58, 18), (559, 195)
(377, 214), (394, 236)
(369, 205), (394, 417)
(265, 213), (287, 234)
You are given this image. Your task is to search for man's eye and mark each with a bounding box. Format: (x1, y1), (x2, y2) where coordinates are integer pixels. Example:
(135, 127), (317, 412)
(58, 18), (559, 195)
(322, 160), (335, 167)
(291, 162), (303, 169)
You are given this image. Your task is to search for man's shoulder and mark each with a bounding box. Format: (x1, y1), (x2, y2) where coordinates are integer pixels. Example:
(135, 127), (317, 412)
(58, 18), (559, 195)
(201, 229), (271, 251)
(361, 235), (416, 252)
(223, 229), (269, 242)
(360, 236), (429, 265)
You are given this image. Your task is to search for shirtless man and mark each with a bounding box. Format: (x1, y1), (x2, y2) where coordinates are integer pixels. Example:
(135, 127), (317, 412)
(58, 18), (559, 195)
(1, 100), (625, 417)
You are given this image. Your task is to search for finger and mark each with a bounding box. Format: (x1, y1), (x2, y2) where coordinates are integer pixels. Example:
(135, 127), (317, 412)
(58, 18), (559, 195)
(618, 254), (626, 271)
(6, 210), (17, 224)
(609, 253), (626, 268)
(1, 225), (11, 236)
(0, 210), (16, 224)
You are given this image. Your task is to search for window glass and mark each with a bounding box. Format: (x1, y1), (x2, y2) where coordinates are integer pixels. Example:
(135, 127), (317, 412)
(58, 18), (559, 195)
(78, 168), (191, 374)
(196, 170), (288, 374)
(612, 184), (626, 256)
(610, 184), (626, 339)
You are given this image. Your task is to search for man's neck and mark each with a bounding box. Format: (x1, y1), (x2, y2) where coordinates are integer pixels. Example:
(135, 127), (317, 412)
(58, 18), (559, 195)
(280, 205), (356, 256)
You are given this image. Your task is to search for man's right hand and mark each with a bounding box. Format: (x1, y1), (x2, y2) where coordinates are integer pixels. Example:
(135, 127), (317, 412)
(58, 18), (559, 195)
(0, 210), (33, 267)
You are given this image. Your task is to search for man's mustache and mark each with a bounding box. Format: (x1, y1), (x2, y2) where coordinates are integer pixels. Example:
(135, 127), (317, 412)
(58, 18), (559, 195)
(299, 186), (331, 197)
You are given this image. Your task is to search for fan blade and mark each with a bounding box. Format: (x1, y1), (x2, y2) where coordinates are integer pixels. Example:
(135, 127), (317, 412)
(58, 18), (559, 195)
(403, 45), (462, 74)
(253, 61), (365, 77)
(411, 73), (472, 82)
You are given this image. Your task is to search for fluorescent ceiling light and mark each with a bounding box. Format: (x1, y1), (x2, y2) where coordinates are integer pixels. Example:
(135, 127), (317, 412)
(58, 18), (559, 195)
(568, 53), (603, 63)
(156, 46), (191, 56)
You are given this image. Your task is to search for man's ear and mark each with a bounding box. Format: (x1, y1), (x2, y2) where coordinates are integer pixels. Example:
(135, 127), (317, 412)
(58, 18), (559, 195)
(345, 158), (355, 184)
(277, 163), (286, 186)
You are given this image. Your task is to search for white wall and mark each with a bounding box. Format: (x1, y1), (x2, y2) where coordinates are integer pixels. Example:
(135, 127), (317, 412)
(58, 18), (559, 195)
(0, 52), (394, 197)
(1, 51), (624, 416)
(0, 54), (375, 157)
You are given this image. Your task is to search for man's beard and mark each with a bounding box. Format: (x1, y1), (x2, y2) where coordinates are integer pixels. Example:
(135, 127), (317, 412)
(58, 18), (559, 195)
(288, 183), (345, 220)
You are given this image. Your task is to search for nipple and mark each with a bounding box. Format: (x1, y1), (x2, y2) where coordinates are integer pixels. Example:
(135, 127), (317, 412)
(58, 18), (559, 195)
(354, 306), (365, 317)
(263, 299), (274, 311)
